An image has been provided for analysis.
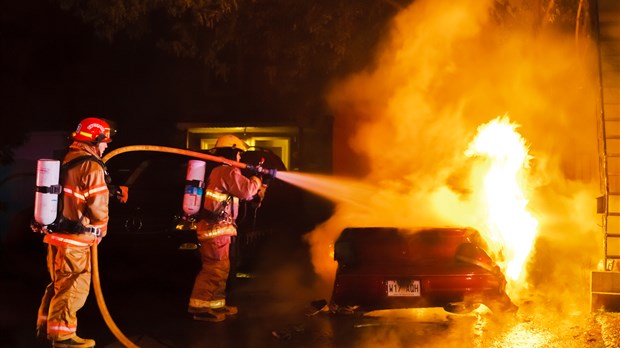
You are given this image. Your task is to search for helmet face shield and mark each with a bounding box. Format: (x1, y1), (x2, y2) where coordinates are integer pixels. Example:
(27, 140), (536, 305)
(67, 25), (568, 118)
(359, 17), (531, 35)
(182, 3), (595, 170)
(100, 125), (117, 142)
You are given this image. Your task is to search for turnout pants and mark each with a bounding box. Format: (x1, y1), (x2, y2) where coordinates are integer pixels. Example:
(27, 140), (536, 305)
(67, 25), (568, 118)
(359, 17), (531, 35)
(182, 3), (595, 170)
(37, 244), (92, 341)
(189, 235), (231, 310)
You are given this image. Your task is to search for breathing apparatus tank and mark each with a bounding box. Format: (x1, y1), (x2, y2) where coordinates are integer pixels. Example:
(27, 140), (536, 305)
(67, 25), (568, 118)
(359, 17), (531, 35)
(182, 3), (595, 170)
(183, 159), (206, 216)
(34, 159), (62, 226)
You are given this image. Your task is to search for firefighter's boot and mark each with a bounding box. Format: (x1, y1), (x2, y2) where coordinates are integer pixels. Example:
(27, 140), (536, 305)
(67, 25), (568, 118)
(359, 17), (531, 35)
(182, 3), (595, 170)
(192, 309), (226, 322)
(217, 305), (238, 316)
(51, 335), (96, 348)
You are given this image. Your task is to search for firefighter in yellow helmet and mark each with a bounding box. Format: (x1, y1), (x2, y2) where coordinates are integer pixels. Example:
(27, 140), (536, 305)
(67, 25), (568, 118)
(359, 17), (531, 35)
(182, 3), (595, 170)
(188, 134), (267, 322)
(35, 117), (128, 347)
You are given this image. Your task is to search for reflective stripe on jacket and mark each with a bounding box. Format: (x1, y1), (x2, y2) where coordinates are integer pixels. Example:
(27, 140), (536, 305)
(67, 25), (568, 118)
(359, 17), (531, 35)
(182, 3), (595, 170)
(203, 165), (261, 219)
(48, 142), (109, 247)
(197, 164), (261, 240)
(43, 233), (95, 248)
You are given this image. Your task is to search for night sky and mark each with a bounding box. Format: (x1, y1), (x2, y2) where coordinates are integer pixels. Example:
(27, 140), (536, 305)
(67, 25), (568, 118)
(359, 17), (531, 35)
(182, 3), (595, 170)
(3, 2), (162, 128)
(0, 0), (331, 149)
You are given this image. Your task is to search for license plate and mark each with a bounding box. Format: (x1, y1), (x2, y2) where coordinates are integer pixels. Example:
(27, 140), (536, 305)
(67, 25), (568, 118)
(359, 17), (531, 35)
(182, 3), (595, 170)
(387, 280), (421, 297)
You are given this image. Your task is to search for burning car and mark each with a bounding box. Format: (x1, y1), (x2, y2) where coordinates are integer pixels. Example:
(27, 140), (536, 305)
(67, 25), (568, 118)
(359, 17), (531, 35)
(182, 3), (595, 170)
(329, 226), (517, 315)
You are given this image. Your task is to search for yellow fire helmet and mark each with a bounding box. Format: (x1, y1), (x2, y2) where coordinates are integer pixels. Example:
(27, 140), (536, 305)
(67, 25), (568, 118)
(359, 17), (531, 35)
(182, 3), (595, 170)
(214, 134), (248, 151)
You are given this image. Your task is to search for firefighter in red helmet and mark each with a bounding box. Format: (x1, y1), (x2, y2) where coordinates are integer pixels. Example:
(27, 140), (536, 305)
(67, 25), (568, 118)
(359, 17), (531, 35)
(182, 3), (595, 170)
(71, 117), (114, 145)
(188, 134), (268, 322)
(36, 117), (127, 347)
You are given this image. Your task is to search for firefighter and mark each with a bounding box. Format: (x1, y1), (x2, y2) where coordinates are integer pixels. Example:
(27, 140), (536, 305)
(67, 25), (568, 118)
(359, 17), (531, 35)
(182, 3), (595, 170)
(36, 117), (128, 347)
(188, 134), (268, 322)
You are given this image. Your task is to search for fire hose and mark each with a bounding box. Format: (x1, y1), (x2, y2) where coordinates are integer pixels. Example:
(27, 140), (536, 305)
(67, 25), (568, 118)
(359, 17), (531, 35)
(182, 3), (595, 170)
(92, 145), (276, 348)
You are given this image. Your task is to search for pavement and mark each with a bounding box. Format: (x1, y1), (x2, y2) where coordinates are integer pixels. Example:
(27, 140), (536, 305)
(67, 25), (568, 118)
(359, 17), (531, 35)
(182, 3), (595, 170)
(0, 229), (329, 348)
(2, 231), (620, 348)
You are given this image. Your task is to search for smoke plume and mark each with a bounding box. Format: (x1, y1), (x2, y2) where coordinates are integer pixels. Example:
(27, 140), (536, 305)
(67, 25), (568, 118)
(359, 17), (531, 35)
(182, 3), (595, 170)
(308, 0), (601, 314)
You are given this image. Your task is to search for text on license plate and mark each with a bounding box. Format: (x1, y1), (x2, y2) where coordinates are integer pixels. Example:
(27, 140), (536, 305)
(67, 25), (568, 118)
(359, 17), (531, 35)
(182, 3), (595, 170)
(387, 280), (421, 297)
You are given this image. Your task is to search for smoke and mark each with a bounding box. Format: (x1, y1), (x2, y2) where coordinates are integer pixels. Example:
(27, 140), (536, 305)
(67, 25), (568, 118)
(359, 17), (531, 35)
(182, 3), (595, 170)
(308, 0), (601, 315)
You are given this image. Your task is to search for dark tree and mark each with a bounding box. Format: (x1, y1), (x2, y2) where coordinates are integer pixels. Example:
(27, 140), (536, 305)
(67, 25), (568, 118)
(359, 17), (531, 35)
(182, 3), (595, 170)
(0, 0), (587, 161)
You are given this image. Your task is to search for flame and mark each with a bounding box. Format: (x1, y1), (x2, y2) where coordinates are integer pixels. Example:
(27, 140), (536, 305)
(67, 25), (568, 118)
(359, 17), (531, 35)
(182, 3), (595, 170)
(466, 115), (538, 282)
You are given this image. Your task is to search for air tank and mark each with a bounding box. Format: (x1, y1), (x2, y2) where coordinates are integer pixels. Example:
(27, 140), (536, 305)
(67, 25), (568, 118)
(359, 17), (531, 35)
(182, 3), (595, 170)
(183, 160), (206, 216)
(34, 159), (61, 226)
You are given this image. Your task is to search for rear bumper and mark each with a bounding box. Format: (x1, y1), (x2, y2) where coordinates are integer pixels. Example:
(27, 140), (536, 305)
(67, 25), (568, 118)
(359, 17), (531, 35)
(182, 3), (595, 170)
(330, 268), (505, 311)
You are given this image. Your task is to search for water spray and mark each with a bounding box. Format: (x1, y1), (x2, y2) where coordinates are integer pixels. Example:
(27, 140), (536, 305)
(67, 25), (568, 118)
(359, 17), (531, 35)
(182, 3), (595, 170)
(91, 145), (277, 348)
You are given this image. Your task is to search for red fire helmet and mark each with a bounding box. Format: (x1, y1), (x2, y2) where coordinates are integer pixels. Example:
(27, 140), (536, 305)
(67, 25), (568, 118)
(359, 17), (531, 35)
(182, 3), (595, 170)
(71, 117), (115, 143)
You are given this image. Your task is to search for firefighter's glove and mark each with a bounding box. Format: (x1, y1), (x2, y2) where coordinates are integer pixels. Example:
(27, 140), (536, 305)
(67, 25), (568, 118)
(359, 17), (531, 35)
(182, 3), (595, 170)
(112, 185), (129, 203)
(247, 165), (276, 185)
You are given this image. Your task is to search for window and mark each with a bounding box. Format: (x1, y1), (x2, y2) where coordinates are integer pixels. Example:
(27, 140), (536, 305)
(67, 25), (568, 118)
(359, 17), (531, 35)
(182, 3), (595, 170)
(182, 125), (298, 170)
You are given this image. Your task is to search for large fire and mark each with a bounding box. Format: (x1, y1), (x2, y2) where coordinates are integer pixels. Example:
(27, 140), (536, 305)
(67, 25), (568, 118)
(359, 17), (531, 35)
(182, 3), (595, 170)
(283, 115), (541, 296)
(288, 0), (601, 314)
(466, 115), (539, 283)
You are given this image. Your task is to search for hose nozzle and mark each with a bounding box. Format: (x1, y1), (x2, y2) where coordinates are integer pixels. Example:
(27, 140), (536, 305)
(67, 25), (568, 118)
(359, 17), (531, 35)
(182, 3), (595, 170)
(246, 165), (277, 178)
(261, 167), (277, 178)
